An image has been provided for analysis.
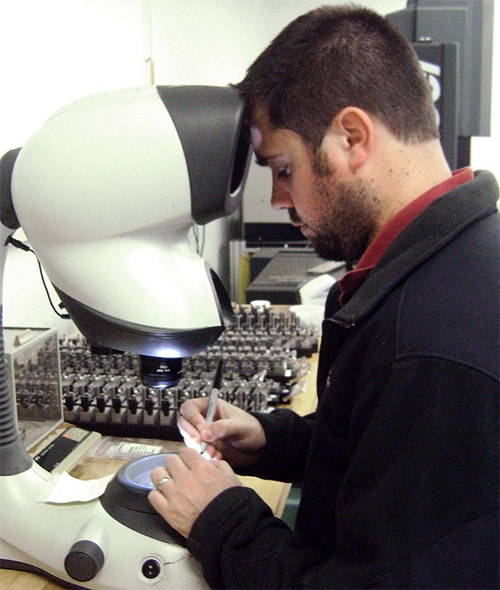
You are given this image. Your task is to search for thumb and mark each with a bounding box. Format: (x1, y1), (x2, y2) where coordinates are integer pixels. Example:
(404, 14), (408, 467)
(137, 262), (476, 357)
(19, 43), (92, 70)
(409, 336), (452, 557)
(201, 418), (235, 443)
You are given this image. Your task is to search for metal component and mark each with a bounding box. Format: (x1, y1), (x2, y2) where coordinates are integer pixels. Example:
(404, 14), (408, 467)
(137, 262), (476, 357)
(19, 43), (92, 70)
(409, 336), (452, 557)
(56, 305), (319, 438)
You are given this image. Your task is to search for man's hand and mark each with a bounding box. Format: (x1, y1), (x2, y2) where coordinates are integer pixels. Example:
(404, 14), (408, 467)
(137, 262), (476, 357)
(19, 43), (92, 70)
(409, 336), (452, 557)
(178, 397), (266, 468)
(148, 448), (241, 537)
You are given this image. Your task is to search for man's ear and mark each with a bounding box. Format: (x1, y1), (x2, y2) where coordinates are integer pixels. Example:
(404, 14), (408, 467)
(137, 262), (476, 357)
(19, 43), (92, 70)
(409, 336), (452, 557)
(325, 107), (373, 172)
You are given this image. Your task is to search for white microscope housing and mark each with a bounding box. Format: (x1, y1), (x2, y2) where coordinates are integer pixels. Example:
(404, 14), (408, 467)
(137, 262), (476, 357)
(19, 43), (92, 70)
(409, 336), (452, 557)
(0, 85), (251, 589)
(8, 85), (250, 385)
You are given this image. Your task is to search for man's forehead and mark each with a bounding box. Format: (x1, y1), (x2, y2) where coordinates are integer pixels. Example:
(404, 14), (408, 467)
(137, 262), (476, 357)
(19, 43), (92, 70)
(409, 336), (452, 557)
(249, 108), (277, 164)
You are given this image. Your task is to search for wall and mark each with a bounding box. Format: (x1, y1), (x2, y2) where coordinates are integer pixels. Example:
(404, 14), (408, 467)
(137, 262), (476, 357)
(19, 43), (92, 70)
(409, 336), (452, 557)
(0, 0), (498, 332)
(0, 0), (148, 334)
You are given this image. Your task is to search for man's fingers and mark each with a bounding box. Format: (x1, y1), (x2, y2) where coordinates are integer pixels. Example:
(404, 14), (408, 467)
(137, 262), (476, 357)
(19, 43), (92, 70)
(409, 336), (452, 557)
(177, 398), (211, 443)
(203, 418), (246, 445)
(214, 459), (236, 476)
(170, 447), (210, 470)
(200, 417), (230, 441)
(148, 488), (169, 514)
(179, 398), (209, 425)
(150, 465), (171, 488)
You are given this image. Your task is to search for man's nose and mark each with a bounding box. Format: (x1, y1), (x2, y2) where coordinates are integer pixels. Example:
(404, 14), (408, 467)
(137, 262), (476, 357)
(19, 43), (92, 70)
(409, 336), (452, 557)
(271, 179), (293, 211)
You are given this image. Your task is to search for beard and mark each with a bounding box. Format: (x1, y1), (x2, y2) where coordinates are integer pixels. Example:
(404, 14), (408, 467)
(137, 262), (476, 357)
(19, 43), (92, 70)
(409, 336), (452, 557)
(304, 152), (382, 262)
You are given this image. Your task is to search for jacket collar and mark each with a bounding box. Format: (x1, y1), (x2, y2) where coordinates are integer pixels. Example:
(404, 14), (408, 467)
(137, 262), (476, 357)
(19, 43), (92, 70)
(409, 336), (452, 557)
(330, 170), (499, 327)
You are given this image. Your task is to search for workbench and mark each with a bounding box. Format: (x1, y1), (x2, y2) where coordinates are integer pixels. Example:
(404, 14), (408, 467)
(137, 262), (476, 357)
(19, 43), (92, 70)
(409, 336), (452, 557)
(0, 354), (318, 590)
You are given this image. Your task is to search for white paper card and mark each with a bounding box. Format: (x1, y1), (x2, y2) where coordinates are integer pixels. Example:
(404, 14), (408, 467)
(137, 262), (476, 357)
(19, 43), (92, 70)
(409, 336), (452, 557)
(39, 471), (114, 504)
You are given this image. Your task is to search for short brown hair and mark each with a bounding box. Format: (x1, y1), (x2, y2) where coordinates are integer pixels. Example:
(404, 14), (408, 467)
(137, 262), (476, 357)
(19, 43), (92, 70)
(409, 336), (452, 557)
(236, 4), (439, 149)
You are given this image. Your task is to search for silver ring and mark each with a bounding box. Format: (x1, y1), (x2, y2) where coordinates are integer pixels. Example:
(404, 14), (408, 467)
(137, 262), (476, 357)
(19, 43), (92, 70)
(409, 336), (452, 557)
(155, 475), (171, 488)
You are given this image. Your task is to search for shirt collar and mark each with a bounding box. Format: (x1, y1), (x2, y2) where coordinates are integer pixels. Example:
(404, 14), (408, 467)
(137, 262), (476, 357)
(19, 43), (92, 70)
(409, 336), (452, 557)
(338, 167), (474, 306)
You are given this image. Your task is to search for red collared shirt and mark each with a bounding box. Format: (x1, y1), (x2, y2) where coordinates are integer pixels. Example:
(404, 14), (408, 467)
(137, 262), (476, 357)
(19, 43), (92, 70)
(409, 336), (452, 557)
(339, 167), (474, 306)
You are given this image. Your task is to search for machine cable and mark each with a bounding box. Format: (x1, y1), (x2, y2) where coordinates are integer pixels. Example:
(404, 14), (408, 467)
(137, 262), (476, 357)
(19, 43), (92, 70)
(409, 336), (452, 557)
(6, 235), (70, 320)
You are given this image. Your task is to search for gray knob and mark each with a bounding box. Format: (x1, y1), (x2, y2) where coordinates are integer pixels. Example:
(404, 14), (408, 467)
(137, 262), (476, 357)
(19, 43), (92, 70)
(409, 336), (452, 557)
(64, 539), (105, 582)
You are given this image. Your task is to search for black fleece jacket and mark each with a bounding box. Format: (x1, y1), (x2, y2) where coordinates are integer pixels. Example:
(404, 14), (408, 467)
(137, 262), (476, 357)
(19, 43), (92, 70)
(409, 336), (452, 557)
(187, 171), (499, 589)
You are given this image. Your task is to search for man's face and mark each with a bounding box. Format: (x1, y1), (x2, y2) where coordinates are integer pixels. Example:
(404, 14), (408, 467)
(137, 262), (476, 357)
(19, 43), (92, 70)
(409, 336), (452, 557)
(251, 108), (381, 261)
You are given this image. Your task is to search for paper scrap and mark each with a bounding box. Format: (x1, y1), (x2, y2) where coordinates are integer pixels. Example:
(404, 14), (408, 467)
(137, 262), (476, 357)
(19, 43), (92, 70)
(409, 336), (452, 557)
(178, 423), (211, 460)
(39, 471), (114, 504)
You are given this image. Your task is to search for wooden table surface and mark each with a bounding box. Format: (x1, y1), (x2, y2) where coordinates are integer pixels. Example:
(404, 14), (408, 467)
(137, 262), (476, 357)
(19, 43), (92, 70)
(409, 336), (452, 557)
(1, 354), (318, 590)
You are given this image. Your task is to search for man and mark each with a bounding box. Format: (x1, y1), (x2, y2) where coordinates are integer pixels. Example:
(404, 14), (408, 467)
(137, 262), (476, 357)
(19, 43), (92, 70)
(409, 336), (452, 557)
(149, 5), (499, 588)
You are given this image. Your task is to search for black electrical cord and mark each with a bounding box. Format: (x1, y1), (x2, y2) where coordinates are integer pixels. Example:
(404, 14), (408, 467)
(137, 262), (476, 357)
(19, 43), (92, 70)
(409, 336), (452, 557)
(5, 236), (71, 320)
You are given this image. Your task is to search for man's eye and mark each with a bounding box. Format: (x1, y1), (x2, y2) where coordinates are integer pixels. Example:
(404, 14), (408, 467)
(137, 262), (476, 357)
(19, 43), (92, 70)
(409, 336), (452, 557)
(278, 166), (291, 179)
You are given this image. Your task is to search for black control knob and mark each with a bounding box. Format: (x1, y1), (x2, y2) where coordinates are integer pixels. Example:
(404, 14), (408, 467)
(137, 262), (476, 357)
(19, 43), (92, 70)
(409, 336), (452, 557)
(64, 540), (105, 582)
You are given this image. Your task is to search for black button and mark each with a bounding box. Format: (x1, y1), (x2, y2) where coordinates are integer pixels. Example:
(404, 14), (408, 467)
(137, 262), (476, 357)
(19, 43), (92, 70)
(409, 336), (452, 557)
(142, 558), (162, 579)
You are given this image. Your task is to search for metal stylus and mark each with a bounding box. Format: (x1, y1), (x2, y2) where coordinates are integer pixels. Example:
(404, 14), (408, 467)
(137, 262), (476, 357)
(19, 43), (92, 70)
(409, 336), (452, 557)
(200, 360), (224, 454)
